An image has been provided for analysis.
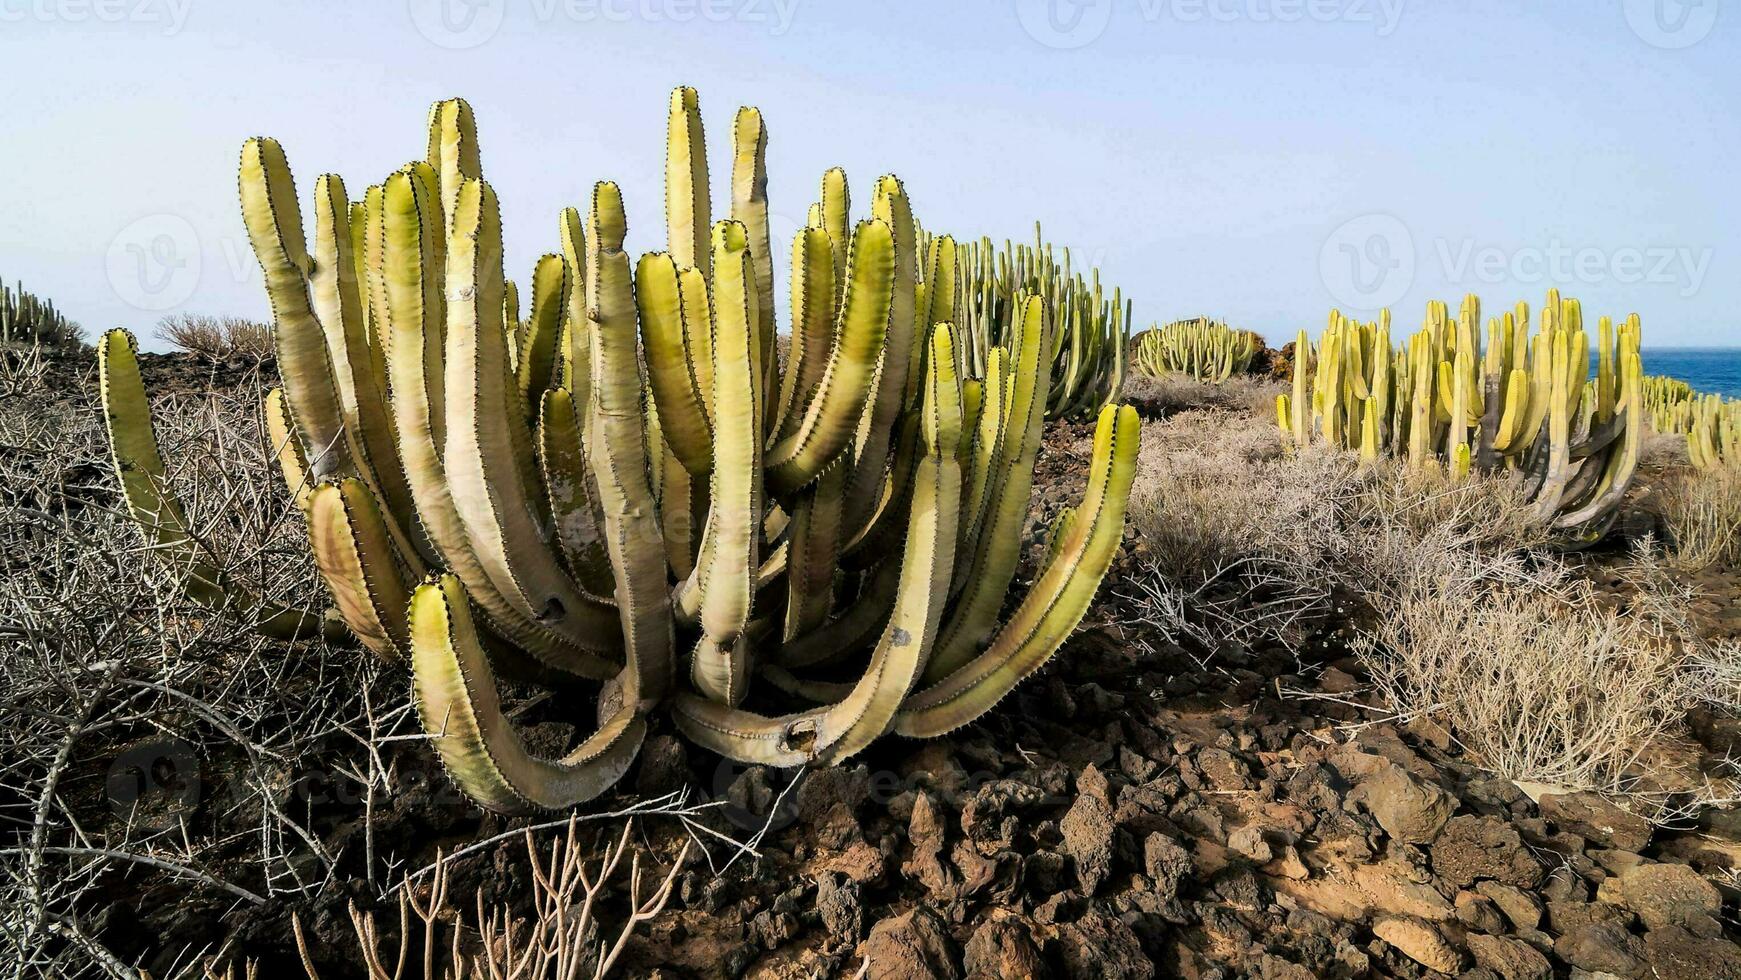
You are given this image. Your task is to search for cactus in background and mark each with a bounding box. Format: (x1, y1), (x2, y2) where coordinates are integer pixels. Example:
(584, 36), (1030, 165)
(1688, 394), (1741, 470)
(1, 276), (82, 346)
(1280, 292), (1644, 538)
(1133, 317), (1259, 382)
(100, 89), (1140, 813)
(957, 224), (1132, 419)
(1640, 375), (1698, 434)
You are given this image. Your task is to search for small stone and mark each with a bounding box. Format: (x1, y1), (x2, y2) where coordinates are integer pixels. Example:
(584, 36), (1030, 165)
(1347, 762), (1456, 845)
(963, 917), (1046, 979)
(1228, 825), (1273, 864)
(1196, 748), (1252, 791)
(1060, 791), (1116, 895)
(1613, 862), (1722, 932)
(1466, 933), (1552, 980)
(1475, 880), (1543, 931)
(861, 905), (961, 980)
(1430, 815), (1544, 888)
(1372, 916), (1462, 973)
(1539, 792), (1652, 852)
(1545, 899), (1634, 936)
(1142, 833), (1193, 903)
(816, 873), (863, 940)
(1553, 922), (1646, 978)
(1456, 891), (1507, 934)
(1642, 926), (1741, 979)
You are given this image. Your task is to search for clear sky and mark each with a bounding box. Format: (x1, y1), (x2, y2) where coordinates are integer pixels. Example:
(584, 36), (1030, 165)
(2, 0), (1736, 349)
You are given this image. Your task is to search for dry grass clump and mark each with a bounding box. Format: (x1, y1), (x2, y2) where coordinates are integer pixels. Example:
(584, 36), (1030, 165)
(1125, 409), (1556, 649)
(159, 313), (276, 363)
(1655, 464), (1741, 571)
(1121, 370), (1282, 417)
(1357, 555), (1699, 793)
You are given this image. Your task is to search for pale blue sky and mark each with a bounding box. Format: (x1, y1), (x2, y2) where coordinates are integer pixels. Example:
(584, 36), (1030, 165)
(2, 0), (1736, 348)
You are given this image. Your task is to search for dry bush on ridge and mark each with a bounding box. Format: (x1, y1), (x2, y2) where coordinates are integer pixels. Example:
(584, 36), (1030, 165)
(1655, 463), (1741, 571)
(159, 313), (276, 364)
(1121, 370), (1282, 418)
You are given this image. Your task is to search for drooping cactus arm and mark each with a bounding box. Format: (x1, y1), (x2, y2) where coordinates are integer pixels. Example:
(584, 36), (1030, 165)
(412, 576), (647, 815)
(689, 221), (765, 706)
(897, 403), (1139, 738)
(587, 181), (677, 705)
(377, 165), (606, 675)
(98, 330), (333, 642)
(1555, 350), (1643, 529)
(441, 177), (621, 655)
(307, 479), (412, 660)
(765, 219), (895, 498)
(672, 324), (965, 766)
(774, 558), (900, 668)
(925, 295), (1051, 683)
(239, 137), (351, 479)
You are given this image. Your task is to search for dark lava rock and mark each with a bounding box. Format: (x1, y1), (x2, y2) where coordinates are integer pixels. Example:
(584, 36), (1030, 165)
(1060, 790), (1117, 895)
(1050, 910), (1155, 979)
(963, 916), (1047, 979)
(862, 905), (961, 980)
(1553, 922), (1647, 978)
(1538, 792), (1652, 852)
(1142, 832), (1194, 904)
(816, 873), (863, 940)
(1430, 815), (1544, 888)
(634, 734), (689, 796)
(1465, 933), (1553, 980)
(1642, 925), (1741, 979)
(1346, 762), (1455, 845)
(1613, 862), (1723, 933)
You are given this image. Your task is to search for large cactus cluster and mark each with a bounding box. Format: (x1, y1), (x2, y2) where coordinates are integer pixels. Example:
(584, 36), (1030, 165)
(1133, 317), (1259, 382)
(1278, 292), (1643, 536)
(1, 276), (81, 346)
(957, 223), (1132, 419)
(99, 89), (1140, 813)
(1638, 375), (1699, 433)
(1687, 394), (1740, 470)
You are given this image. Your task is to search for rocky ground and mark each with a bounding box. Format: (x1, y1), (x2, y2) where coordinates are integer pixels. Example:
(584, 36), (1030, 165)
(5, 344), (1739, 979)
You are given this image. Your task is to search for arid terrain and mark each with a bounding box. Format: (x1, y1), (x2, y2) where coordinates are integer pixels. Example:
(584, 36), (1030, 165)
(3, 342), (1739, 979)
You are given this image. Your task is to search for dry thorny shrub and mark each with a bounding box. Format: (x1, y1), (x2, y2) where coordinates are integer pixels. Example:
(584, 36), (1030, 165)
(1655, 462), (1741, 571)
(1121, 371), (1281, 418)
(1124, 408), (1741, 802)
(158, 314), (277, 364)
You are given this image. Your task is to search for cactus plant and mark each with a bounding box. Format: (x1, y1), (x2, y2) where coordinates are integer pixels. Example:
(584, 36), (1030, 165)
(1133, 317), (1259, 383)
(100, 88), (1140, 814)
(1279, 292), (1644, 538)
(957, 224), (1132, 419)
(1, 276), (82, 346)
(1688, 393), (1741, 470)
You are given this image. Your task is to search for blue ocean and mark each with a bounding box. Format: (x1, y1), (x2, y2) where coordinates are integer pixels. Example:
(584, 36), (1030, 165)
(1636, 349), (1741, 398)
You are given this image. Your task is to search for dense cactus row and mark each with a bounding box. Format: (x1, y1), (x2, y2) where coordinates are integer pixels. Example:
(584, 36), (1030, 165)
(100, 89), (1140, 813)
(1639, 375), (1698, 433)
(1133, 317), (1259, 382)
(957, 224), (1132, 419)
(1278, 293), (1643, 537)
(1, 276), (81, 345)
(1688, 394), (1740, 470)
